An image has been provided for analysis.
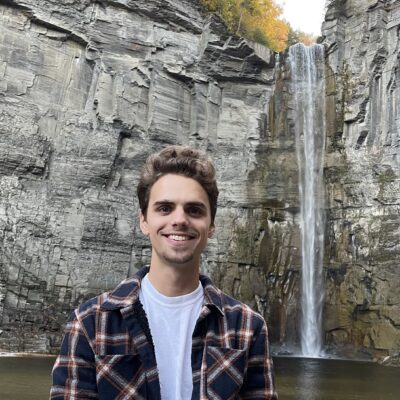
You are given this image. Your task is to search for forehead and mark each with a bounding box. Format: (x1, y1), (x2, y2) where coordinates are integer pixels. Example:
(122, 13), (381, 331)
(148, 174), (209, 205)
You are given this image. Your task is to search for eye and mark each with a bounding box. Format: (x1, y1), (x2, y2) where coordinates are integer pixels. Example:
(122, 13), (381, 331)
(157, 204), (171, 214)
(187, 205), (205, 217)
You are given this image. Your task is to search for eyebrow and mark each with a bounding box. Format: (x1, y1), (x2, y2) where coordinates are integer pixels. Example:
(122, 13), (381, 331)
(152, 200), (173, 208)
(185, 201), (208, 209)
(152, 200), (207, 209)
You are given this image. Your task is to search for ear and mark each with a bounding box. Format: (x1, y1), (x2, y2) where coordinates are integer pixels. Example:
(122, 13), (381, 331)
(208, 224), (215, 238)
(139, 212), (149, 236)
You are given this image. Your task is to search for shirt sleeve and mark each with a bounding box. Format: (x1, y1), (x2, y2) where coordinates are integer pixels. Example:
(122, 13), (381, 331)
(239, 315), (278, 399)
(50, 310), (98, 399)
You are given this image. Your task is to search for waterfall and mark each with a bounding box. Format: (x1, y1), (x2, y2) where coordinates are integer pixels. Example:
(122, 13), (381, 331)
(289, 43), (326, 357)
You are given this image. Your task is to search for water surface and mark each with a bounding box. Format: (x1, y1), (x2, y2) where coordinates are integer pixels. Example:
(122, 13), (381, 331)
(0, 356), (55, 400)
(274, 357), (400, 400)
(0, 355), (399, 399)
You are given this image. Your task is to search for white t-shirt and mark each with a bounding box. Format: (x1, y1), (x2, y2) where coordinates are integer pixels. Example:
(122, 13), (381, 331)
(139, 275), (204, 400)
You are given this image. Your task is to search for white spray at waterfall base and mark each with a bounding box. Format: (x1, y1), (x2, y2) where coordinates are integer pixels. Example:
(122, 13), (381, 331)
(289, 43), (326, 357)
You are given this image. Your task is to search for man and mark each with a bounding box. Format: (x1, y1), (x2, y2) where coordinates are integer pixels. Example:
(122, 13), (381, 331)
(51, 145), (277, 399)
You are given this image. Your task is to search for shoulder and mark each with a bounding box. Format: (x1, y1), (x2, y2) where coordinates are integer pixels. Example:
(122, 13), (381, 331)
(70, 274), (142, 330)
(201, 275), (266, 331)
(220, 290), (267, 328)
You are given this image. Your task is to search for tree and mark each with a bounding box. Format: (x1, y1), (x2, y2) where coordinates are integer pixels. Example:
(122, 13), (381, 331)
(200, 0), (289, 52)
(287, 26), (317, 47)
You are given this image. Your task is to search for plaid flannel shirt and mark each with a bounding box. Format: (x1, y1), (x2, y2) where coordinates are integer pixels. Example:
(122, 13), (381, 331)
(51, 267), (277, 399)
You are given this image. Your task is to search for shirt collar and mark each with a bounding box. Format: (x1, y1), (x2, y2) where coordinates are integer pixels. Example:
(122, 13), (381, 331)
(199, 274), (224, 316)
(100, 266), (224, 316)
(99, 267), (147, 310)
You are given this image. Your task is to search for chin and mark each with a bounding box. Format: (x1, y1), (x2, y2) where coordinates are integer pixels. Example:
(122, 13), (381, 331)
(164, 254), (196, 267)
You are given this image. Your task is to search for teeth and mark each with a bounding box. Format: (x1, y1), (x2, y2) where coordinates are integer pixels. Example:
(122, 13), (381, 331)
(169, 235), (190, 241)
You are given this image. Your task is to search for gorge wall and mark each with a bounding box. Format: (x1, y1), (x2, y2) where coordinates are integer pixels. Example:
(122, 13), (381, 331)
(0, 0), (290, 353)
(0, 0), (398, 363)
(322, 0), (400, 362)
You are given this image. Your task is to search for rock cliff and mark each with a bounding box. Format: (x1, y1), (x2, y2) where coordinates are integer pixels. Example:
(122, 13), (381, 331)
(0, 0), (285, 352)
(0, 0), (398, 363)
(322, 0), (400, 362)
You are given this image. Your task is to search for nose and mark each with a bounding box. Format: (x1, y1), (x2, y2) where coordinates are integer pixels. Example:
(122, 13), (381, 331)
(171, 206), (189, 227)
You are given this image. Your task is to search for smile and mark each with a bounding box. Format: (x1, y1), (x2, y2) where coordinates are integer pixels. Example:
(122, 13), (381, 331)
(164, 234), (195, 241)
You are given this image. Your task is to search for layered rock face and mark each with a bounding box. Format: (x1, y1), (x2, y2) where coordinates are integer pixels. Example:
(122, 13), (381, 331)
(0, 0), (398, 362)
(0, 0), (294, 352)
(322, 0), (400, 360)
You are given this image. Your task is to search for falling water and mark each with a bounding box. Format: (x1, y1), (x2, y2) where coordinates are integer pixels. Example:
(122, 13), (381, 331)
(289, 43), (326, 357)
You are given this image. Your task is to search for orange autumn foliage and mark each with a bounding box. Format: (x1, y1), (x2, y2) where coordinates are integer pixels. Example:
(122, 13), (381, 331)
(287, 27), (317, 46)
(200, 0), (289, 52)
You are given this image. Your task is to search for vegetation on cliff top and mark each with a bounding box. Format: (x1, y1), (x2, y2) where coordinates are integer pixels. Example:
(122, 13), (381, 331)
(200, 0), (316, 52)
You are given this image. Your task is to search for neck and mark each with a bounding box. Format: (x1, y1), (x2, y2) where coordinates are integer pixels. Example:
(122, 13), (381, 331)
(147, 263), (200, 297)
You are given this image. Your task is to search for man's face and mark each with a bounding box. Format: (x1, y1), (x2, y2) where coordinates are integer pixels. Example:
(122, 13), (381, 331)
(139, 174), (215, 270)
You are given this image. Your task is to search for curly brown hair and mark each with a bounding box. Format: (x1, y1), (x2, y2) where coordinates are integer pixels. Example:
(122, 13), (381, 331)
(137, 145), (219, 223)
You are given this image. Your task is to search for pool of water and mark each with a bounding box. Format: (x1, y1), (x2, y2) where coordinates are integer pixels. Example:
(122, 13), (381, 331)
(0, 355), (399, 399)
(274, 357), (400, 400)
(0, 356), (55, 400)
